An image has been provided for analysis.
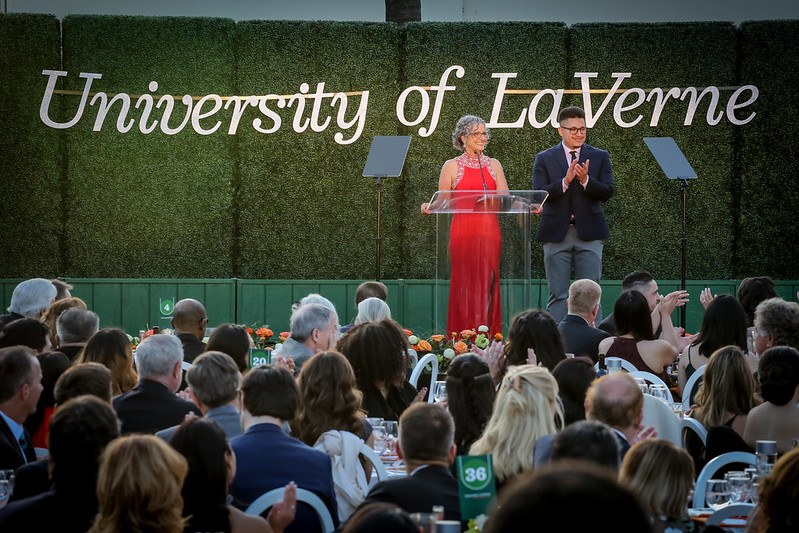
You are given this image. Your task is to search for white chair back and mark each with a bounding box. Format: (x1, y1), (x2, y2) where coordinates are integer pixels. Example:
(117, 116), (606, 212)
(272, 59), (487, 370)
(681, 364), (707, 410)
(407, 348), (418, 369)
(641, 394), (681, 446)
(245, 487), (335, 533)
(706, 503), (755, 526)
(628, 370), (670, 392)
(408, 353), (439, 403)
(680, 417), (708, 449)
(360, 442), (389, 486)
(692, 451), (757, 508)
(181, 360), (192, 371)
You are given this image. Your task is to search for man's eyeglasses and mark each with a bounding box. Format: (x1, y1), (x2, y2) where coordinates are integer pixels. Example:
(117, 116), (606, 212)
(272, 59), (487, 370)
(468, 131), (489, 138)
(560, 126), (586, 135)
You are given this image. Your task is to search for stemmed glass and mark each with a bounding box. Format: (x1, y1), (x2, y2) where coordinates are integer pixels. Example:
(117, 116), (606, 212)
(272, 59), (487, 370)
(433, 381), (447, 403)
(705, 479), (731, 511)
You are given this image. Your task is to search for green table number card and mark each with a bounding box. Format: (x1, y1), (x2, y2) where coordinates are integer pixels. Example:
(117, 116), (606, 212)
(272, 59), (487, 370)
(456, 454), (496, 520)
(249, 348), (272, 369)
(159, 298), (175, 318)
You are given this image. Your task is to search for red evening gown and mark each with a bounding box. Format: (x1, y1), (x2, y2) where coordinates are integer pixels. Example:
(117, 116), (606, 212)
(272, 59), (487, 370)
(446, 152), (502, 335)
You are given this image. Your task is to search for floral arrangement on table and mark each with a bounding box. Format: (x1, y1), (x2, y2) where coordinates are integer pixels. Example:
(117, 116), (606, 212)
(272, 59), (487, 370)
(130, 327), (174, 350)
(244, 325), (289, 350)
(405, 325), (503, 372)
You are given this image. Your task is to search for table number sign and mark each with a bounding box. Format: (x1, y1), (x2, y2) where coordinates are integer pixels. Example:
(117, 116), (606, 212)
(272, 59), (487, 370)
(456, 454), (496, 520)
(249, 348), (272, 368)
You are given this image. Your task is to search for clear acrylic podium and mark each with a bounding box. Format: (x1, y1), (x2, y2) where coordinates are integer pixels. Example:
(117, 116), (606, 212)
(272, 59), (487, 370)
(426, 189), (548, 334)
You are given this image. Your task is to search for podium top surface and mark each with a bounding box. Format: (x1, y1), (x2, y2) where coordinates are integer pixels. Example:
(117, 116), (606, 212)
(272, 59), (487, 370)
(362, 136), (412, 177)
(426, 190), (548, 214)
(643, 137), (697, 180)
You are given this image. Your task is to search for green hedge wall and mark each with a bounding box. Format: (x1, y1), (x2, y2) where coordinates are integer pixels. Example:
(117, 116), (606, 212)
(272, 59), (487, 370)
(1, 14), (796, 280)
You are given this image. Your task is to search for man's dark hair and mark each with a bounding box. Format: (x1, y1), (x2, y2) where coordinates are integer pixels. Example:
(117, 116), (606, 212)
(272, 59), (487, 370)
(551, 420), (621, 470)
(354, 282), (388, 306)
(48, 395), (120, 491)
(240, 365), (298, 420)
(0, 318), (50, 352)
(622, 270), (654, 291)
(558, 106), (585, 122)
(0, 346), (36, 402)
(399, 403), (454, 461)
(738, 276), (777, 326)
(54, 362), (113, 404)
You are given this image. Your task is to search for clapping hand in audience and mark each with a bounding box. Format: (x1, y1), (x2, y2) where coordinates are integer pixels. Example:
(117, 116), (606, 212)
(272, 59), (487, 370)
(412, 387), (428, 404)
(274, 355), (295, 374)
(526, 347), (542, 367)
(267, 481), (297, 533)
(631, 425), (658, 445)
(472, 339), (504, 382)
(699, 287), (716, 309)
(176, 387), (194, 402)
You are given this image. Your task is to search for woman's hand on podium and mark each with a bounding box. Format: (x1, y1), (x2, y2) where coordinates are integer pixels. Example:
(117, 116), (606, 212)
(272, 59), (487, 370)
(421, 202), (432, 215)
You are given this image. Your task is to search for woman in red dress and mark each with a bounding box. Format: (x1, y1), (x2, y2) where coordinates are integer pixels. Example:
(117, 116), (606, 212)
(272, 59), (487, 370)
(422, 115), (509, 335)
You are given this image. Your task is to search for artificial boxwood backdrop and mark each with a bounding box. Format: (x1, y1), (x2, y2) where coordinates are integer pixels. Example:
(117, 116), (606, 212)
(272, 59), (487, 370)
(1, 13), (797, 282)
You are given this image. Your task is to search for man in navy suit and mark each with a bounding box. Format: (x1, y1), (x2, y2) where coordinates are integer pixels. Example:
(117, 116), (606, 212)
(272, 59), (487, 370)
(353, 403), (462, 526)
(558, 279), (610, 364)
(533, 106), (614, 323)
(230, 365), (338, 533)
(0, 346), (42, 471)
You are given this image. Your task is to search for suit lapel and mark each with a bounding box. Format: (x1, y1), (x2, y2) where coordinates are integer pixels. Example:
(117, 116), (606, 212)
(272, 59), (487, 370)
(0, 416), (24, 464)
(554, 143), (569, 178)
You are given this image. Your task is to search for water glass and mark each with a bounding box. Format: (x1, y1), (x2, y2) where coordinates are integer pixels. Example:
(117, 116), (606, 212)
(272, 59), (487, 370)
(750, 473), (761, 504)
(633, 377), (649, 394)
(381, 420), (399, 456)
(0, 470), (14, 508)
(705, 479), (731, 511)
(649, 384), (672, 407)
(727, 472), (752, 503)
(433, 381), (447, 403)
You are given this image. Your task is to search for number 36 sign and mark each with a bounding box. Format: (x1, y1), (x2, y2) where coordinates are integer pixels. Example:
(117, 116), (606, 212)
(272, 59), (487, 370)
(456, 454), (497, 520)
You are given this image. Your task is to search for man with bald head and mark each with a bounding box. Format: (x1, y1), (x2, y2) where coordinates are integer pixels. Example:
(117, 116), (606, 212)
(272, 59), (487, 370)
(171, 298), (208, 363)
(584, 372), (645, 460)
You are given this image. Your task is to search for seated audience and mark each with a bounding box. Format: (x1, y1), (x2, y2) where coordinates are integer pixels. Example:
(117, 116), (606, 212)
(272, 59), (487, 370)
(53, 307), (99, 361)
(157, 351), (243, 441)
(205, 323), (253, 374)
(353, 297), (392, 326)
(277, 302), (339, 374)
(445, 353), (495, 453)
(341, 281), (389, 334)
(0, 396), (120, 533)
(0, 278), (57, 333)
(679, 294), (750, 393)
(737, 276), (778, 327)
(548, 420), (621, 470)
(11, 362), (114, 501)
(0, 318), (51, 354)
(170, 417), (296, 533)
(342, 503), (418, 533)
(752, 297), (799, 354)
(743, 346), (799, 454)
(552, 356), (597, 426)
(40, 296), (87, 351)
(558, 279), (610, 363)
(25, 351), (70, 448)
(598, 290), (677, 381)
(619, 439), (698, 533)
(355, 403), (461, 524)
(88, 434), (188, 533)
(230, 365), (339, 533)
(0, 346), (41, 470)
(171, 298), (208, 364)
(470, 365), (563, 488)
(500, 309), (566, 374)
(337, 320), (420, 421)
(112, 334), (200, 434)
(746, 447), (799, 533)
(295, 353), (372, 521)
(75, 327), (138, 396)
(686, 345), (758, 469)
(585, 372), (646, 461)
(484, 460), (650, 532)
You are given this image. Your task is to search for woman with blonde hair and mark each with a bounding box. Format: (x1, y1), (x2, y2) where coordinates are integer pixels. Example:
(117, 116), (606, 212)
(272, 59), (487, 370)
(619, 439), (697, 533)
(75, 328), (138, 395)
(90, 434), (188, 533)
(470, 364), (563, 487)
(40, 296), (88, 349)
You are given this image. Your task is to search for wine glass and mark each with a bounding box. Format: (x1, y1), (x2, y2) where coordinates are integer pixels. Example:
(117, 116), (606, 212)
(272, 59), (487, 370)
(705, 479), (731, 511)
(381, 420), (399, 457)
(0, 470), (14, 509)
(433, 381), (447, 403)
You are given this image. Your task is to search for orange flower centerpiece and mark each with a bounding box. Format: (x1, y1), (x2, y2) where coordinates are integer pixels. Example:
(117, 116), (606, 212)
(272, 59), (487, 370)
(406, 324), (501, 372)
(248, 324), (278, 350)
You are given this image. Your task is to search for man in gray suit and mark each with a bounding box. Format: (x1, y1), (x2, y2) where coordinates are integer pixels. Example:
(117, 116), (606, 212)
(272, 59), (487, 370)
(157, 351), (242, 441)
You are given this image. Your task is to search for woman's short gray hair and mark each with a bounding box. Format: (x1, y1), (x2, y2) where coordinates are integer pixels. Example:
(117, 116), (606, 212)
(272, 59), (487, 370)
(452, 115), (490, 150)
(354, 297), (392, 326)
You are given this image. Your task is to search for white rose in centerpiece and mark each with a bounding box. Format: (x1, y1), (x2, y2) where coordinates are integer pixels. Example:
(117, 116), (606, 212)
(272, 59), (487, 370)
(443, 348), (456, 360)
(408, 335), (419, 345)
(477, 325), (489, 333)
